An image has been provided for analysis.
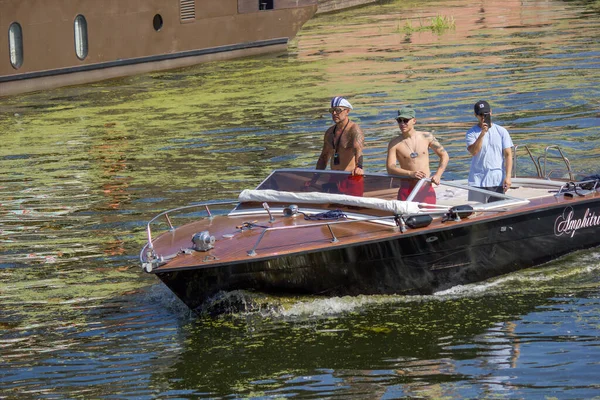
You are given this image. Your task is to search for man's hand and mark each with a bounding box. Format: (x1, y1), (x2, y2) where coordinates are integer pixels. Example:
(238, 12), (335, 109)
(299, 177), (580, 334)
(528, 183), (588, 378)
(503, 177), (512, 192)
(481, 122), (489, 134)
(352, 166), (364, 176)
(304, 174), (320, 190)
(431, 172), (442, 185)
(412, 170), (427, 179)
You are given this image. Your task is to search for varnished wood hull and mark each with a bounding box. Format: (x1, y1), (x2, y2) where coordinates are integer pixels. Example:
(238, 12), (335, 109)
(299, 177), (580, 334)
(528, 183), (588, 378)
(143, 171), (600, 314)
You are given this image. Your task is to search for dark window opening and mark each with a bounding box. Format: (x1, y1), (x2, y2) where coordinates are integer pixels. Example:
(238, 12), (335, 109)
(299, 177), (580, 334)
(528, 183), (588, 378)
(8, 22), (24, 69)
(153, 14), (163, 31)
(259, 0), (274, 10)
(74, 15), (88, 60)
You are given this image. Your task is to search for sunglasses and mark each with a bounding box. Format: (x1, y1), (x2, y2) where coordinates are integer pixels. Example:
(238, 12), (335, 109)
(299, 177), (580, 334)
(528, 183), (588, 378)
(329, 107), (347, 114)
(396, 118), (412, 124)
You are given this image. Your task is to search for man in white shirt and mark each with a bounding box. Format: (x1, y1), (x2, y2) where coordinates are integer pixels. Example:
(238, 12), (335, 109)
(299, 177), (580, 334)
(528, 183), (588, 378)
(466, 100), (513, 203)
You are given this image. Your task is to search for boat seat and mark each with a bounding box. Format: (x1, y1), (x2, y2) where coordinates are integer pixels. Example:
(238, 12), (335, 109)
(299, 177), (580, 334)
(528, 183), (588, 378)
(363, 188), (398, 200)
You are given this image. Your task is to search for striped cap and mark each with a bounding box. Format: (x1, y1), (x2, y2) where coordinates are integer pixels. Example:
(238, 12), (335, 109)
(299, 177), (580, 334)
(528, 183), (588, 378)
(330, 96), (353, 110)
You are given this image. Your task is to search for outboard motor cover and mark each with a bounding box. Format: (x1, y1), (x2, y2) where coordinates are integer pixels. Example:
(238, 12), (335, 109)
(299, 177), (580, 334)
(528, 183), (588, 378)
(192, 231), (215, 251)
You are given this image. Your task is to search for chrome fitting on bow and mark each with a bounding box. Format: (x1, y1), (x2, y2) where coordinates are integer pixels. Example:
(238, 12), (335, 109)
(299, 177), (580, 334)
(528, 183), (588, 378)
(192, 231), (215, 252)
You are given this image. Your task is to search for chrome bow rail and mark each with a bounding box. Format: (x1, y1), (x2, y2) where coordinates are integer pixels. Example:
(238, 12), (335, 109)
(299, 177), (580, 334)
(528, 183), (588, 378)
(140, 200), (238, 264)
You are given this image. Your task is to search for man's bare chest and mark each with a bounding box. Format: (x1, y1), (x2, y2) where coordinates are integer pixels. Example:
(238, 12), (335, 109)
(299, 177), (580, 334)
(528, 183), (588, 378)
(330, 128), (352, 150)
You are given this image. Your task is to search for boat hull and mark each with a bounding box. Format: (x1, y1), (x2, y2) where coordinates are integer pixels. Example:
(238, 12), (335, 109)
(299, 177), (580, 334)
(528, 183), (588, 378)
(0, 0), (317, 96)
(155, 198), (600, 313)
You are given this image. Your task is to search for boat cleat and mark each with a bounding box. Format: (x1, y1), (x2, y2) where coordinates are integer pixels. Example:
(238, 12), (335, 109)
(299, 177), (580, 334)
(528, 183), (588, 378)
(203, 255), (219, 262)
(236, 221), (270, 231)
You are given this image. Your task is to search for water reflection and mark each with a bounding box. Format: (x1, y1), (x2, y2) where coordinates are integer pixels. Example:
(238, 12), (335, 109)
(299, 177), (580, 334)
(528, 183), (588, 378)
(151, 286), (586, 398)
(1, 0), (600, 397)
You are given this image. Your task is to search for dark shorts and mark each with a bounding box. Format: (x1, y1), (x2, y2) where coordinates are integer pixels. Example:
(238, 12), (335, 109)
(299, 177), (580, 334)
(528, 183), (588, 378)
(469, 185), (504, 203)
(397, 181), (437, 204)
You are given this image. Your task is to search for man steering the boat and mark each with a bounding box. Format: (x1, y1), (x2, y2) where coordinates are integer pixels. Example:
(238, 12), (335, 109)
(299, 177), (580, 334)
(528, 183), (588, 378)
(314, 96), (365, 175)
(386, 107), (449, 203)
(306, 97), (365, 195)
(466, 100), (513, 203)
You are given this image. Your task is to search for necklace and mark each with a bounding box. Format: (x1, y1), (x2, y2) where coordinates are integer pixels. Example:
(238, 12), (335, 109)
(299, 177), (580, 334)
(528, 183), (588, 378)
(404, 137), (419, 158)
(331, 119), (350, 152)
(331, 119), (350, 166)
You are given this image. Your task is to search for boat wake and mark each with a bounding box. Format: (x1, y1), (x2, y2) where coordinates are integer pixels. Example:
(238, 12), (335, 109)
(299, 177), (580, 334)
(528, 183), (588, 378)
(436, 247), (600, 298)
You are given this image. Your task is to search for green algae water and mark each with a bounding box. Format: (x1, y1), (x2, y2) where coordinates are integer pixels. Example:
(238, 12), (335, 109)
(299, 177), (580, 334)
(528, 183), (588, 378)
(1, 0), (600, 397)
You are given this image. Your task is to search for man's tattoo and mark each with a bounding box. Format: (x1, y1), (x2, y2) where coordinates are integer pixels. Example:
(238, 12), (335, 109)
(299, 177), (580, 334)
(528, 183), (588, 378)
(431, 140), (445, 151)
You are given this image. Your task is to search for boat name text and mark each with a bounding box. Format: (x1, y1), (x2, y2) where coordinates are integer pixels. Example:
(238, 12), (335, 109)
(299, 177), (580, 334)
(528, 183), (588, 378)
(554, 206), (600, 237)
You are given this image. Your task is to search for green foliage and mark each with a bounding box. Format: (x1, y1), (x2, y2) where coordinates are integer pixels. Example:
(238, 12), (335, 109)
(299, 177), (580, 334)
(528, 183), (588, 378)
(397, 14), (456, 35)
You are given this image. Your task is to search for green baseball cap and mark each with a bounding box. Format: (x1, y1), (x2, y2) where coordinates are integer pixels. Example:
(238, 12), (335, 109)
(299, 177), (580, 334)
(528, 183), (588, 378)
(396, 107), (416, 120)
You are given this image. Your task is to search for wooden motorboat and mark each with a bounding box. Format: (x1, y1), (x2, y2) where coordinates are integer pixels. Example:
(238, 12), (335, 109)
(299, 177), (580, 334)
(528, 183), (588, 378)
(140, 146), (600, 314)
(0, 0), (317, 97)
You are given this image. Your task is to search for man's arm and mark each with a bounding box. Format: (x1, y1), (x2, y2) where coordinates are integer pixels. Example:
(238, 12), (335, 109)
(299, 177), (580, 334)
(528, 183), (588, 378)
(315, 129), (333, 170)
(315, 149), (330, 170)
(503, 146), (512, 191)
(429, 136), (449, 185)
(467, 126), (487, 156)
(386, 142), (402, 175)
(352, 126), (365, 175)
(305, 131), (332, 188)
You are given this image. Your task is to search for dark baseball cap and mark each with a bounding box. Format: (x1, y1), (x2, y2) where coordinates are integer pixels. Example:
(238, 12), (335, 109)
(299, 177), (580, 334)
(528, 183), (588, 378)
(474, 100), (490, 115)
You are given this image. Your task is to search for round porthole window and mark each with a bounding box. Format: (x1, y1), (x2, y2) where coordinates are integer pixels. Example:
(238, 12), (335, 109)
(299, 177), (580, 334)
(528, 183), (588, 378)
(153, 14), (163, 31)
(74, 15), (88, 60)
(8, 22), (24, 69)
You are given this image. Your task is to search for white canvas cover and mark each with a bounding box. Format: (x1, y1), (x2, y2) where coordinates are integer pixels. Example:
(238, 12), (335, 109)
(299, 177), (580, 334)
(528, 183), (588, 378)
(238, 189), (421, 215)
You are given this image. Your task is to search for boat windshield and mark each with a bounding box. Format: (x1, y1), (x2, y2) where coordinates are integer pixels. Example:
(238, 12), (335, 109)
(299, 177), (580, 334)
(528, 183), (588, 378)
(254, 169), (526, 208)
(255, 169), (442, 203)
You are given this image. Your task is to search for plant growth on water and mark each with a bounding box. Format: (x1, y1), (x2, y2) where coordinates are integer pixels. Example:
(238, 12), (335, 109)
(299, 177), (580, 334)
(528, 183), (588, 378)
(397, 14), (456, 35)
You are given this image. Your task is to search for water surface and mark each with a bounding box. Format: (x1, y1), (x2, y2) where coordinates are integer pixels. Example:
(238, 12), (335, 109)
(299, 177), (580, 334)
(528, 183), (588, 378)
(1, 0), (600, 398)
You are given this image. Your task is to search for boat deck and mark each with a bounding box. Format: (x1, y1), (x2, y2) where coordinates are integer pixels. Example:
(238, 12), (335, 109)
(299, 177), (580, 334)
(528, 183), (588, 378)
(141, 170), (586, 275)
(365, 180), (560, 208)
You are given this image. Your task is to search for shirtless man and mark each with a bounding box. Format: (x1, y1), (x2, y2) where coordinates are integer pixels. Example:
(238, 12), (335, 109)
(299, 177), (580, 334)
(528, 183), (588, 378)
(314, 96), (365, 175)
(386, 107), (449, 202)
